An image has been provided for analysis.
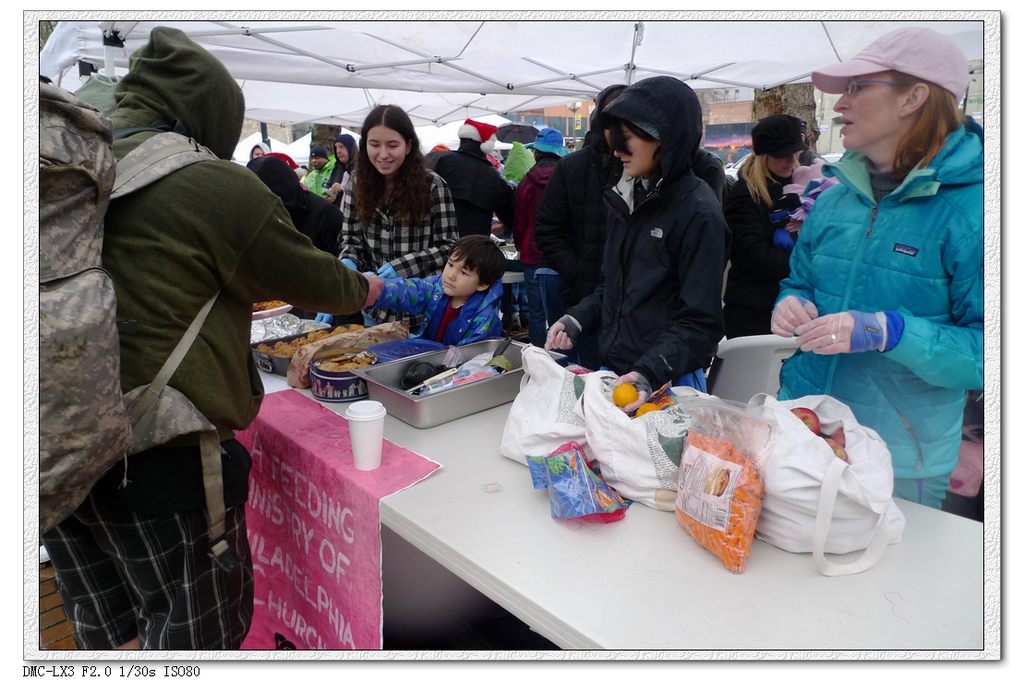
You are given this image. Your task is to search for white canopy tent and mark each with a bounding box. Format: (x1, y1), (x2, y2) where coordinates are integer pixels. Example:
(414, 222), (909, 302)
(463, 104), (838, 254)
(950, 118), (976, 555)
(39, 18), (985, 129)
(232, 131), (289, 164)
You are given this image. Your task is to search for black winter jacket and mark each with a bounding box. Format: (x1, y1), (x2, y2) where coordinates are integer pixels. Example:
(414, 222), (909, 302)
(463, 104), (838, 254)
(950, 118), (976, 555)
(722, 172), (792, 336)
(534, 83), (624, 308)
(692, 148), (728, 207)
(426, 140), (515, 237)
(566, 77), (727, 388)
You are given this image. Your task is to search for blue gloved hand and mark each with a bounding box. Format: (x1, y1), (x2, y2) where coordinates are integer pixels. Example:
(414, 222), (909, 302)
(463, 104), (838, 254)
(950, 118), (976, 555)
(376, 262), (398, 279)
(795, 310), (896, 354)
(340, 258), (358, 271)
(314, 312), (334, 324)
(772, 227), (795, 251)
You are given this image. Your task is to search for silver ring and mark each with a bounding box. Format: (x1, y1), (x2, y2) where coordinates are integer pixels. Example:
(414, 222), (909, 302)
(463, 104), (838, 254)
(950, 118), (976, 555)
(830, 333), (837, 343)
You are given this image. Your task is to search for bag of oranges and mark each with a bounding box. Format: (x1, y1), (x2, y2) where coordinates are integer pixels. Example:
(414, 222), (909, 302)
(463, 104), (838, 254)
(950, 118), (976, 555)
(582, 374), (711, 511)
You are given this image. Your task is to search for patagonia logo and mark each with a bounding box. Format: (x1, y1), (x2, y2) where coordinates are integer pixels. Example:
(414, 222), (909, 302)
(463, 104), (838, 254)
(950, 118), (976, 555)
(649, 227), (664, 239)
(893, 243), (919, 257)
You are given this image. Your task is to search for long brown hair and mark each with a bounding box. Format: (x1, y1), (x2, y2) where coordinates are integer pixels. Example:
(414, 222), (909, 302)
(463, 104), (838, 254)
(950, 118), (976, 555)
(353, 105), (432, 226)
(889, 76), (965, 180)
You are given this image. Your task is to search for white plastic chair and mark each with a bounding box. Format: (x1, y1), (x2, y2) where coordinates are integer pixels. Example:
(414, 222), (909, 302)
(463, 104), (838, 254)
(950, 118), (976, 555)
(708, 334), (801, 404)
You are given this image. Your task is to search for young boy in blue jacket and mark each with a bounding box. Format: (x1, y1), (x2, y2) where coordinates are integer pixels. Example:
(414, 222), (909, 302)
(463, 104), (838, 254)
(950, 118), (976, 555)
(372, 234), (506, 345)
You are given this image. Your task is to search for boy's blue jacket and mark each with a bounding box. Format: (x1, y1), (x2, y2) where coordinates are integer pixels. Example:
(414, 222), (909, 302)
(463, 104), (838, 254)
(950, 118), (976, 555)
(776, 120), (983, 481)
(373, 274), (504, 346)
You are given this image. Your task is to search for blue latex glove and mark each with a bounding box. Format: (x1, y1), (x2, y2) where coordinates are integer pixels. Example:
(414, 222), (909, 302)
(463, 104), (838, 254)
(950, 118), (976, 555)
(772, 227), (795, 251)
(376, 262), (398, 279)
(314, 312), (334, 324)
(340, 258), (358, 271)
(795, 310), (893, 355)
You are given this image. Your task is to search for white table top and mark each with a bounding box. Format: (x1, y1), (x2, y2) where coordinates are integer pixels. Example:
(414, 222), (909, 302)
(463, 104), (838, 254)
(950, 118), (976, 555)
(259, 373), (985, 651)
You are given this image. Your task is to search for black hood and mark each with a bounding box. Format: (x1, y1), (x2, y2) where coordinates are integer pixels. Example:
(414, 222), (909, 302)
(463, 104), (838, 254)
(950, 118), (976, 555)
(601, 76), (703, 183)
(247, 155), (306, 223)
(333, 133), (357, 167)
(587, 83), (627, 154)
(110, 27), (243, 160)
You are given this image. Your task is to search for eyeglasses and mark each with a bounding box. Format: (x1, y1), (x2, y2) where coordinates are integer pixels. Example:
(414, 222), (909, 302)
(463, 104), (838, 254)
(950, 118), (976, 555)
(845, 79), (905, 96)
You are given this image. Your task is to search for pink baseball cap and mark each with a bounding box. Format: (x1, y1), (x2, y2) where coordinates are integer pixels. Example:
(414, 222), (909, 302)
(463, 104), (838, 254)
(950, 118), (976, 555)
(812, 27), (970, 101)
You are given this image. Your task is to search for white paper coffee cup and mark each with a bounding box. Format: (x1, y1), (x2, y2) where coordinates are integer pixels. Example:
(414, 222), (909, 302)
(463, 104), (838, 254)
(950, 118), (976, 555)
(345, 400), (387, 471)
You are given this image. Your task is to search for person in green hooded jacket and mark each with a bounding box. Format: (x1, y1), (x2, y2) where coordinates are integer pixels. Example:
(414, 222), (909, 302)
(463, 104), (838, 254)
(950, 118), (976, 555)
(301, 143), (336, 198)
(40, 27), (382, 650)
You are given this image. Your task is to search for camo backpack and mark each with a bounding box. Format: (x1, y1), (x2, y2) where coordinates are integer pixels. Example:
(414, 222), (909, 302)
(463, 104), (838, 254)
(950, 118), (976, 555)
(39, 80), (234, 567)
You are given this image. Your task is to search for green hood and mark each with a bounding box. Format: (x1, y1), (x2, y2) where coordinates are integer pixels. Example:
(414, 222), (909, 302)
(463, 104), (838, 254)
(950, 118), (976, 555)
(502, 141), (535, 184)
(110, 27), (243, 160)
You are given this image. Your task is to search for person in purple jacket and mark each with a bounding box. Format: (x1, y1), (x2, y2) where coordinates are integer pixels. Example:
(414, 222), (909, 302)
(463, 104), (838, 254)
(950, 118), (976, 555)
(371, 235), (506, 345)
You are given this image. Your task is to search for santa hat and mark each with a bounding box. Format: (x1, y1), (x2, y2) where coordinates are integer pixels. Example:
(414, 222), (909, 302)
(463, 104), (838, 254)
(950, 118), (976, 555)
(458, 118), (498, 154)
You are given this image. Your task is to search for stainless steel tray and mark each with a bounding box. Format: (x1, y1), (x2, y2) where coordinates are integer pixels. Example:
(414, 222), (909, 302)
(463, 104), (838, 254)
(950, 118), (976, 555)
(351, 339), (564, 428)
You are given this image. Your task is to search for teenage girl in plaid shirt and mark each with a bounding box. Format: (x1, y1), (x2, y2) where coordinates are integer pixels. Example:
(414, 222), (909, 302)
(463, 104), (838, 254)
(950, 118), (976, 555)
(334, 105), (459, 330)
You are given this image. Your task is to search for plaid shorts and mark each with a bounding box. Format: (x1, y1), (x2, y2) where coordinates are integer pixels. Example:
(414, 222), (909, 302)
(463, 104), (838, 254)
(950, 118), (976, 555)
(41, 495), (254, 650)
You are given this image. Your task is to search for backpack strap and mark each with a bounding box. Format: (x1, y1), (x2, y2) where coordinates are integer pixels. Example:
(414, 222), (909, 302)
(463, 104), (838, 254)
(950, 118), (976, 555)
(112, 131), (219, 200)
(123, 291), (239, 569)
(127, 291), (220, 425)
(201, 430), (238, 570)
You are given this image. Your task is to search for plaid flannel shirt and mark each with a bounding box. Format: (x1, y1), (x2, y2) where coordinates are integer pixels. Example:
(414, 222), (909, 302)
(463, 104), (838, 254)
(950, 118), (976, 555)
(338, 171), (458, 326)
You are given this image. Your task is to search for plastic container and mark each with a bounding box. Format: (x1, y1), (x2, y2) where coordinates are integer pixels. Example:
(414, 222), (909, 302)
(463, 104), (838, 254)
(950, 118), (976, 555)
(367, 338), (447, 364)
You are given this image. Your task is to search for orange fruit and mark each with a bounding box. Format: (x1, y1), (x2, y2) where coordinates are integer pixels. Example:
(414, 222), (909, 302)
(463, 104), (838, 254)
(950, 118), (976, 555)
(612, 383), (639, 408)
(635, 403), (662, 416)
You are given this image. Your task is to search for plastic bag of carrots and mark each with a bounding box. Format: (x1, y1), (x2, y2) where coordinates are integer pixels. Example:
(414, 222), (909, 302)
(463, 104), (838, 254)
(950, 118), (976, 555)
(675, 432), (764, 573)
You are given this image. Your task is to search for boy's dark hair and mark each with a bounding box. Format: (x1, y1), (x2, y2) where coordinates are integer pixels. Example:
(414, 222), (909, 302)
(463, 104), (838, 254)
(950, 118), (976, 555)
(448, 235), (505, 287)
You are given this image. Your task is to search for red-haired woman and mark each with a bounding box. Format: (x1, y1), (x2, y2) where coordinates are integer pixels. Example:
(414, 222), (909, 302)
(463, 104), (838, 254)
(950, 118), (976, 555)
(771, 27), (983, 508)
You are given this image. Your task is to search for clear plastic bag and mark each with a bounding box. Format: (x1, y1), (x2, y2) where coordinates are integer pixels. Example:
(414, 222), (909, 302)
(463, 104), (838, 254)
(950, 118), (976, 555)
(672, 399), (776, 574)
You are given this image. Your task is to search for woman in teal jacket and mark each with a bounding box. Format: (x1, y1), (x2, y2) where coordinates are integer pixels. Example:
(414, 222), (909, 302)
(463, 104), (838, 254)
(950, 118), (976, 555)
(770, 27), (983, 508)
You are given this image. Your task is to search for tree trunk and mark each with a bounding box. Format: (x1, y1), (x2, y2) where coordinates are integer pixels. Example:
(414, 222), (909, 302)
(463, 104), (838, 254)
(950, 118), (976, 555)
(752, 83), (820, 153)
(312, 123), (341, 149)
(39, 21), (56, 52)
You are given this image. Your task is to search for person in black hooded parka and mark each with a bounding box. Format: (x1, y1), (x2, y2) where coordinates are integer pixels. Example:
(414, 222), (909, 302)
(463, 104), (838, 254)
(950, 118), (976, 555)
(533, 83), (626, 369)
(545, 76), (727, 412)
(247, 155), (343, 256)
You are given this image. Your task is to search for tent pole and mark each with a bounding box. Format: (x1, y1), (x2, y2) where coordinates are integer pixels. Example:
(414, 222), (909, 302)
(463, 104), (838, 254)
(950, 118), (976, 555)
(626, 21), (644, 85)
(101, 28), (125, 78)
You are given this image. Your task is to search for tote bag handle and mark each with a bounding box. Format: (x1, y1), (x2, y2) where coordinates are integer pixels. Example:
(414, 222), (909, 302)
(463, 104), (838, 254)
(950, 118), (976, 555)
(812, 457), (891, 576)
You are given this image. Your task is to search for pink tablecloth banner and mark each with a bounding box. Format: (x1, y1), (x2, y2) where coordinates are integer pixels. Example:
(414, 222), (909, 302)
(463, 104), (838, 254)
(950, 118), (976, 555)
(235, 389), (441, 650)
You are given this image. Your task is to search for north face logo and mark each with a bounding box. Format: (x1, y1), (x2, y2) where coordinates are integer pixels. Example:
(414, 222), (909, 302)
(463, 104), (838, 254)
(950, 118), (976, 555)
(649, 227), (664, 239)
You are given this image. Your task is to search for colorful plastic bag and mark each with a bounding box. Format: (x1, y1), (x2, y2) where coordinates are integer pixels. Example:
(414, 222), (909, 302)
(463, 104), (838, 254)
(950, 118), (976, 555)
(527, 441), (629, 523)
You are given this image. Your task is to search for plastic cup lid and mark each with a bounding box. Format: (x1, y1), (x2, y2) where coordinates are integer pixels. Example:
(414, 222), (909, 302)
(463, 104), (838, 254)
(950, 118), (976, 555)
(346, 400), (386, 421)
